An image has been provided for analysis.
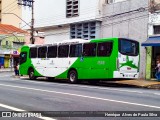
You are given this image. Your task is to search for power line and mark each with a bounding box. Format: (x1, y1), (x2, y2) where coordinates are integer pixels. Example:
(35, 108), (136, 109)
(18, 0), (35, 44)
(1, 0), (17, 11)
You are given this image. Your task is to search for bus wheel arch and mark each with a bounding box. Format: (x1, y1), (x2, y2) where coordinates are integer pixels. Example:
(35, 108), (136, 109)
(68, 68), (78, 84)
(28, 67), (36, 80)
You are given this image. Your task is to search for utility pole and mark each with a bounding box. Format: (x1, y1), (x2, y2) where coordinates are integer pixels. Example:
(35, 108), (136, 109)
(18, 0), (35, 44)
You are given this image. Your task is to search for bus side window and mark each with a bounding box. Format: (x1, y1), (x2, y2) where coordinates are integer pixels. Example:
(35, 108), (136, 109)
(97, 42), (113, 56)
(69, 44), (82, 57)
(83, 43), (96, 57)
(47, 46), (57, 58)
(38, 46), (47, 58)
(58, 45), (69, 58)
(30, 47), (37, 58)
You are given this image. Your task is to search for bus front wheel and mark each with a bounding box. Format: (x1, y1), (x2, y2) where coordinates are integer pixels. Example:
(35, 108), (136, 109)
(29, 69), (36, 80)
(69, 70), (78, 84)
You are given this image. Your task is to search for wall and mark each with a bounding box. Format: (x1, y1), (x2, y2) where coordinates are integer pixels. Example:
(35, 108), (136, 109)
(148, 13), (160, 35)
(101, 0), (149, 78)
(22, 0), (102, 29)
(25, 35), (45, 44)
(1, 0), (22, 28)
(44, 26), (70, 44)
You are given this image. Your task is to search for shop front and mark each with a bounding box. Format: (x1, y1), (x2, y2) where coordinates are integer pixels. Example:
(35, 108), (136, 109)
(4, 54), (10, 68)
(11, 50), (20, 67)
(0, 54), (4, 68)
(141, 36), (160, 80)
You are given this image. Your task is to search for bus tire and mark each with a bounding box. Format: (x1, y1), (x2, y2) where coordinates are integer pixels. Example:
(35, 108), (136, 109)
(69, 70), (78, 84)
(29, 69), (36, 80)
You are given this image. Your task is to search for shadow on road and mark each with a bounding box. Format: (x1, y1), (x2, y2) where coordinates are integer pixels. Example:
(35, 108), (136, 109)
(20, 77), (139, 89)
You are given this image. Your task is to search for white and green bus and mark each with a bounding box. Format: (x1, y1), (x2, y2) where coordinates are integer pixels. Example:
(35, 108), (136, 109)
(19, 38), (139, 83)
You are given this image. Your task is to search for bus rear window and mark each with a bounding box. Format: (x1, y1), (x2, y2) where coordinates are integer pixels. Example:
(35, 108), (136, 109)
(119, 39), (139, 56)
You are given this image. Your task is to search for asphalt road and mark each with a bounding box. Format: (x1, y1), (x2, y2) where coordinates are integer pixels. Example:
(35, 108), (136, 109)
(0, 72), (160, 120)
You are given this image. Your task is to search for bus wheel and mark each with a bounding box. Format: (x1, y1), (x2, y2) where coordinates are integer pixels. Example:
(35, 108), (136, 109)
(29, 69), (36, 80)
(69, 70), (78, 84)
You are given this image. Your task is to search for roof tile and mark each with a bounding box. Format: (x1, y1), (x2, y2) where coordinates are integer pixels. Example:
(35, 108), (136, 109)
(0, 24), (28, 35)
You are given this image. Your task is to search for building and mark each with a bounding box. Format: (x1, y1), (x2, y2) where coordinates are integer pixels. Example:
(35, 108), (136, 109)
(22, 0), (157, 79)
(0, 24), (27, 68)
(27, 0), (103, 43)
(141, 0), (160, 80)
(0, 0), (22, 28)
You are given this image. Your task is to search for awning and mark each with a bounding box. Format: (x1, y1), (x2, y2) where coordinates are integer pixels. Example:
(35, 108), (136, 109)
(141, 36), (160, 46)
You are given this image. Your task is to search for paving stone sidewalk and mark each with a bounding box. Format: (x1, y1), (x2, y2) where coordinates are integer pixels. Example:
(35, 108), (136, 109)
(110, 79), (160, 89)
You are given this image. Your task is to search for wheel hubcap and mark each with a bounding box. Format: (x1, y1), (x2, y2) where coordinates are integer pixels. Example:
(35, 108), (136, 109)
(30, 71), (33, 78)
(70, 73), (75, 82)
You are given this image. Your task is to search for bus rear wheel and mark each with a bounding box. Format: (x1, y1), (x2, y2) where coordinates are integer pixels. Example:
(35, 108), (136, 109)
(69, 70), (78, 84)
(29, 69), (36, 80)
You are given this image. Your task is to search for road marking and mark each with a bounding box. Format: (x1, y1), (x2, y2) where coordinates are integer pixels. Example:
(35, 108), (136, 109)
(17, 78), (143, 94)
(0, 103), (24, 111)
(0, 103), (56, 120)
(0, 83), (160, 109)
(154, 93), (160, 96)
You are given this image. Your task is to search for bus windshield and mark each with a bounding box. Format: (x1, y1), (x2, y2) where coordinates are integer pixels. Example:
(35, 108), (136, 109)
(119, 39), (139, 56)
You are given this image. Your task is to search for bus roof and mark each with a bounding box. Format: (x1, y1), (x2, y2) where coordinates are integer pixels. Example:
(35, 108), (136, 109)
(22, 38), (139, 48)
(23, 39), (89, 48)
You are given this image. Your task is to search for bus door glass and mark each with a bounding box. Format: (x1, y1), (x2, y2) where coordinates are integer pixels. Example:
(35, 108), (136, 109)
(81, 43), (97, 78)
(96, 42), (113, 79)
(118, 39), (139, 73)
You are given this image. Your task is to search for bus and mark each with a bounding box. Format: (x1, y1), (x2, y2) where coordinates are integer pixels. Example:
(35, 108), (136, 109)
(19, 38), (139, 83)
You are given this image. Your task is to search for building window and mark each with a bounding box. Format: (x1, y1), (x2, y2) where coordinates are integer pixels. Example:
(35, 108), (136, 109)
(70, 22), (96, 40)
(66, 0), (79, 17)
(6, 41), (8, 46)
(153, 25), (160, 34)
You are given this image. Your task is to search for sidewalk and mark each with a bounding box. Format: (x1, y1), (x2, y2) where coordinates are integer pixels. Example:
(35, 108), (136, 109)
(108, 79), (160, 89)
(0, 68), (13, 72)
